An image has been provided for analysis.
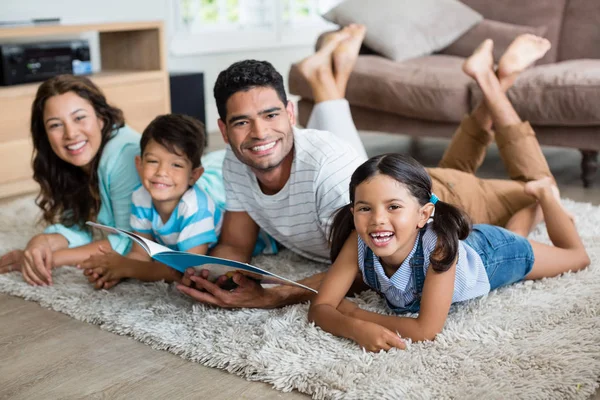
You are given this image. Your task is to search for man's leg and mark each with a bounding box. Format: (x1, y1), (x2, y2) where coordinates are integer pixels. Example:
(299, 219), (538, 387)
(464, 34), (553, 182)
(449, 35), (555, 231)
(438, 36), (552, 176)
(298, 25), (368, 159)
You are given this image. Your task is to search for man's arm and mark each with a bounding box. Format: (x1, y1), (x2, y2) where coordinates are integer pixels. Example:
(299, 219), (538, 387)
(208, 210), (259, 262)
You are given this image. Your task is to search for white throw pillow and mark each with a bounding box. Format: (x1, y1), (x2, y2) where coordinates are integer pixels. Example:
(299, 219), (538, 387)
(323, 0), (483, 61)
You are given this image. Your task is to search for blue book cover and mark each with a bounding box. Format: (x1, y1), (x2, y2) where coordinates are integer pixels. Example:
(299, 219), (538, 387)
(87, 222), (316, 293)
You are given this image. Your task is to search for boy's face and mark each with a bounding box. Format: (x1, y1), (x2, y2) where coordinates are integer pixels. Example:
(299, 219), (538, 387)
(135, 139), (203, 207)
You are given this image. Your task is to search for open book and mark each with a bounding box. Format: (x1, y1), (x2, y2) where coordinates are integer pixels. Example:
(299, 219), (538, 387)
(87, 222), (316, 293)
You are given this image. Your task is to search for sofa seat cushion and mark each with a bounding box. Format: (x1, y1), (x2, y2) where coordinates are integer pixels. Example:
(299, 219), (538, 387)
(470, 59), (600, 126)
(289, 55), (472, 123)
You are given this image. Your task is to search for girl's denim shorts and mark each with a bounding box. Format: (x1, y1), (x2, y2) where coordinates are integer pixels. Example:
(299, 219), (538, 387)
(464, 224), (535, 290)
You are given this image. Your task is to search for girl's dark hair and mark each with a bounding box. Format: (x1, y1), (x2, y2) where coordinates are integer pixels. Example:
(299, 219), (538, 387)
(31, 74), (125, 227)
(329, 153), (471, 272)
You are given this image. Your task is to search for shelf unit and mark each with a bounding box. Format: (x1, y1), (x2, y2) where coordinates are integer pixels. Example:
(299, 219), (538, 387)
(0, 21), (170, 199)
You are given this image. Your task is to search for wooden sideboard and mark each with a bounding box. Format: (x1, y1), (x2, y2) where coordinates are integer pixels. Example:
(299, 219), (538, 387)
(0, 21), (171, 199)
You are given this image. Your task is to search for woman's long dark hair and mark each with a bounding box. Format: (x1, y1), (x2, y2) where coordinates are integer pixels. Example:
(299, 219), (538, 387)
(31, 75), (125, 227)
(329, 154), (471, 272)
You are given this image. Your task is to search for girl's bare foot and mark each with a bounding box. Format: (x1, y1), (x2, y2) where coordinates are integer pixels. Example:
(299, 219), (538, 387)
(462, 39), (494, 80)
(497, 34), (551, 80)
(333, 24), (366, 95)
(524, 177), (574, 221)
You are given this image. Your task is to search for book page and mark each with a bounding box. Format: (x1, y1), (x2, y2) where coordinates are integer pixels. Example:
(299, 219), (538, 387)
(86, 221), (317, 293)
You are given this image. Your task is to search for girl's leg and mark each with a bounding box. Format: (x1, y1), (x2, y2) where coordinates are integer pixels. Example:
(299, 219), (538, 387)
(505, 203), (542, 237)
(524, 178), (590, 280)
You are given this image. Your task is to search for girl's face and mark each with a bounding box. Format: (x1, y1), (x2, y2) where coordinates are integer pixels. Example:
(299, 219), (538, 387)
(352, 174), (431, 266)
(43, 91), (104, 172)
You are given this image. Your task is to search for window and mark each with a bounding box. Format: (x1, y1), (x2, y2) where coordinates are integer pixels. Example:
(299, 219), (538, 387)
(170, 0), (343, 55)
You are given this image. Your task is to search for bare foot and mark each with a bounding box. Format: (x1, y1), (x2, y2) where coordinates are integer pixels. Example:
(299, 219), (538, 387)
(524, 177), (574, 221)
(333, 24), (367, 95)
(298, 29), (349, 83)
(497, 34), (551, 79)
(462, 39), (494, 80)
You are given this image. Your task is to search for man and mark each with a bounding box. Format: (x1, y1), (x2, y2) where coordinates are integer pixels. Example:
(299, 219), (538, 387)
(177, 29), (557, 309)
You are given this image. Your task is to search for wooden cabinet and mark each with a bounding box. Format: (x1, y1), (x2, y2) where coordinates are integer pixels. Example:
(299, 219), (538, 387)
(0, 21), (170, 199)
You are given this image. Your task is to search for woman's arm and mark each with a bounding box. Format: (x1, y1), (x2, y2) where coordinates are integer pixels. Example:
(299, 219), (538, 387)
(308, 231), (405, 352)
(344, 260), (457, 342)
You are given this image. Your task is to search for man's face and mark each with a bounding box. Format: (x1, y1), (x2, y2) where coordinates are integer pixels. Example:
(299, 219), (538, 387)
(218, 87), (295, 172)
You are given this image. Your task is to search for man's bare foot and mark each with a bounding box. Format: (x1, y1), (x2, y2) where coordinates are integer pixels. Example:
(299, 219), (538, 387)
(299, 29), (349, 83)
(333, 24), (366, 95)
(524, 177), (574, 221)
(462, 39), (494, 80)
(497, 34), (551, 80)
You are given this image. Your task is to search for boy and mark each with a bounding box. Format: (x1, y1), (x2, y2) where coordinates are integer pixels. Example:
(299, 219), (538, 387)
(82, 114), (222, 289)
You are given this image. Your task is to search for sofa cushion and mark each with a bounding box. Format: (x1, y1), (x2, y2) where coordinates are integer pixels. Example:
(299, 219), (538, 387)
(469, 60), (600, 126)
(322, 0), (482, 62)
(440, 19), (547, 62)
(289, 55), (472, 123)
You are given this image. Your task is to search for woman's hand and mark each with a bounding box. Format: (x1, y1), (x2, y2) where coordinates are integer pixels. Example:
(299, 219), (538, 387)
(352, 320), (406, 352)
(0, 249), (24, 274)
(21, 235), (54, 286)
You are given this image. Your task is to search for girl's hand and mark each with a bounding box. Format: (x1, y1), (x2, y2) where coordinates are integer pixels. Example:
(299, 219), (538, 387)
(337, 299), (359, 317)
(353, 320), (406, 352)
(79, 246), (126, 289)
(0, 249), (24, 274)
(22, 235), (54, 286)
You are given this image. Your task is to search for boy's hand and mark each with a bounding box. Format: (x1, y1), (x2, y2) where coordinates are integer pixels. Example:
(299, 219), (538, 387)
(79, 246), (126, 289)
(352, 320), (406, 352)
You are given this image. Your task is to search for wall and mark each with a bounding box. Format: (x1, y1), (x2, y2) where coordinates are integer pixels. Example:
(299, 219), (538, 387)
(0, 0), (316, 133)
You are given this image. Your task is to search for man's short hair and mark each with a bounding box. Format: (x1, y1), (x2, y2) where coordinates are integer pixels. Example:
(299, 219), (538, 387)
(213, 59), (288, 121)
(140, 114), (206, 169)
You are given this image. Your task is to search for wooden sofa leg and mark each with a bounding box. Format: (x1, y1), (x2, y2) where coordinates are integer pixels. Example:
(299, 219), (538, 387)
(581, 150), (598, 188)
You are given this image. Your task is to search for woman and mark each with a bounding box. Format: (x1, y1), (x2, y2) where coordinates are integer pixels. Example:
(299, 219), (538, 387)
(0, 75), (224, 288)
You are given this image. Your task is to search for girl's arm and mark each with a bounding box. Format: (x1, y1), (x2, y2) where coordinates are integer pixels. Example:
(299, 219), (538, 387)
(308, 231), (405, 352)
(344, 260), (457, 342)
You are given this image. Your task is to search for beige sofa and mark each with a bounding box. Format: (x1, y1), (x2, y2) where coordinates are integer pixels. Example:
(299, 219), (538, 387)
(288, 0), (600, 187)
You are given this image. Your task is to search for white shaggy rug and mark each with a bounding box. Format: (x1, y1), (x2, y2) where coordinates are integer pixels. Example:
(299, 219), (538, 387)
(1, 195), (599, 400)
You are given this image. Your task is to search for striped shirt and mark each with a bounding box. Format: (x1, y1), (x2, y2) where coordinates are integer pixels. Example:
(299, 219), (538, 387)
(130, 184), (223, 251)
(223, 127), (365, 263)
(358, 223), (491, 307)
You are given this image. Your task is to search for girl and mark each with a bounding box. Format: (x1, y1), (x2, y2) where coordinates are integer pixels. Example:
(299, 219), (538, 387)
(308, 153), (590, 352)
(0, 75), (225, 288)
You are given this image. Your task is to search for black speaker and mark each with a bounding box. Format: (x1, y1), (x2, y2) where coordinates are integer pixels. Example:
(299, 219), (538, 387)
(169, 72), (207, 144)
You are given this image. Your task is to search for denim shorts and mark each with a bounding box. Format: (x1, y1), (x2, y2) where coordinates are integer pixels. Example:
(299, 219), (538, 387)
(464, 224), (535, 290)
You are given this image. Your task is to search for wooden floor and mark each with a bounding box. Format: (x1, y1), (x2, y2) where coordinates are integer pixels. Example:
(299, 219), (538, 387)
(1, 132), (599, 399)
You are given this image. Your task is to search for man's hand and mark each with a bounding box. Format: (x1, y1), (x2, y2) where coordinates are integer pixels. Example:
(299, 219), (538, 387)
(79, 246), (126, 290)
(176, 271), (279, 309)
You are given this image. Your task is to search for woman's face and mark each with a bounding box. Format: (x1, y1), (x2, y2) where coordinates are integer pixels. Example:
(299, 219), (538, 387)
(43, 91), (105, 172)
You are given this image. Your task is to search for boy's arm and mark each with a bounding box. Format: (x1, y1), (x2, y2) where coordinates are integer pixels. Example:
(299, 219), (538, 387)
(80, 236), (182, 286)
